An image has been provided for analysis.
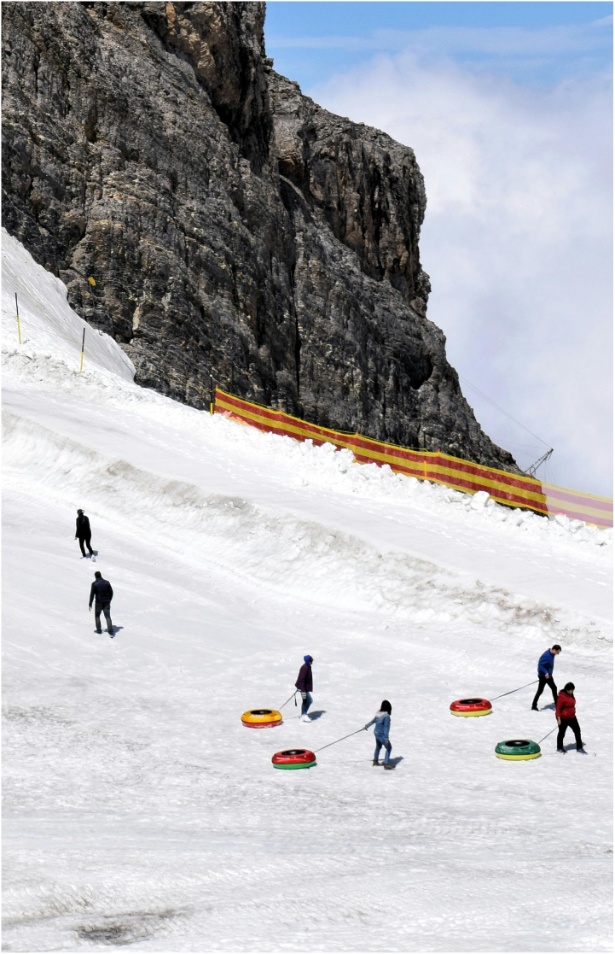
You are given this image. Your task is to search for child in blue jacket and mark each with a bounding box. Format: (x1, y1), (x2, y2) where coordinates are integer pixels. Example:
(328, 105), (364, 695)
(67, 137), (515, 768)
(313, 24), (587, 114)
(365, 700), (394, 770)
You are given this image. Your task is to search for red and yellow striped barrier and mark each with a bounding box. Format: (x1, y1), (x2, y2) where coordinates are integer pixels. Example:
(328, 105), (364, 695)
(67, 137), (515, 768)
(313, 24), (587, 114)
(214, 388), (612, 528)
(542, 484), (612, 529)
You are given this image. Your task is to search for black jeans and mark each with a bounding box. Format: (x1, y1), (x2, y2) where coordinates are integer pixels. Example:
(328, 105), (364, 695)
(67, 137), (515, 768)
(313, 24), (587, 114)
(78, 534), (93, 557)
(532, 674), (557, 708)
(95, 602), (113, 633)
(557, 716), (583, 750)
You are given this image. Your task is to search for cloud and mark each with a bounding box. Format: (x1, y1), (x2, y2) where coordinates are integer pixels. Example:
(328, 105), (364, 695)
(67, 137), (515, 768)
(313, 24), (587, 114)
(306, 54), (612, 496)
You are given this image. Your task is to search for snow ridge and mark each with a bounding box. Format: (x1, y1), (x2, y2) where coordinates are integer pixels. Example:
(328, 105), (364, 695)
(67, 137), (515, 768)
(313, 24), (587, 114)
(5, 409), (609, 651)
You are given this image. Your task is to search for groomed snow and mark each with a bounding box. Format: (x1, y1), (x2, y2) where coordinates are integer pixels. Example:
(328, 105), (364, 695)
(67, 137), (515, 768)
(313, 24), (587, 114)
(2, 230), (612, 952)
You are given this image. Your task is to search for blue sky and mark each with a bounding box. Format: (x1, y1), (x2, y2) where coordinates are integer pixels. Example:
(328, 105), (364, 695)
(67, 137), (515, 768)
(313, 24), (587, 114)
(264, 3), (613, 496)
(265, 2), (612, 87)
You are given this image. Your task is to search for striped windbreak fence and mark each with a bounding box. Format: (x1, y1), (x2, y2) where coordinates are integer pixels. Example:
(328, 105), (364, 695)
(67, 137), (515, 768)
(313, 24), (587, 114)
(214, 388), (612, 529)
(541, 485), (612, 529)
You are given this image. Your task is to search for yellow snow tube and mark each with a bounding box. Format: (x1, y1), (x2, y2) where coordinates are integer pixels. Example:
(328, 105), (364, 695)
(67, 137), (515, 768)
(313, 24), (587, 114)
(241, 708), (283, 728)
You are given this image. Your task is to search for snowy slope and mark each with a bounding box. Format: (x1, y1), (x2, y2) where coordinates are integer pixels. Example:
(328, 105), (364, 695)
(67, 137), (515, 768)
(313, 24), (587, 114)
(2, 230), (612, 953)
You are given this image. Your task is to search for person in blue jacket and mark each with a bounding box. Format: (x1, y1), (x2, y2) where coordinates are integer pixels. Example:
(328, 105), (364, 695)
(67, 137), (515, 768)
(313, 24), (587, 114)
(365, 700), (394, 769)
(531, 644), (561, 710)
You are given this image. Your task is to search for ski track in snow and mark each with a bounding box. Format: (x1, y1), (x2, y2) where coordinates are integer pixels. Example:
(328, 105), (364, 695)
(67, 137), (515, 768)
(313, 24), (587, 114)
(2, 230), (612, 952)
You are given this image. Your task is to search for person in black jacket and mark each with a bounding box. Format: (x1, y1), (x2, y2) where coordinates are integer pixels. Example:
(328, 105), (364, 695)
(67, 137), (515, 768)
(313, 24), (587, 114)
(295, 655), (313, 722)
(75, 509), (94, 558)
(89, 571), (114, 635)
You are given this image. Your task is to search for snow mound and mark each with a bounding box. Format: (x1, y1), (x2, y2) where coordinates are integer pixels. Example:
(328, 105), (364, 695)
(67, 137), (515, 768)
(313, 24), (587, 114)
(2, 228), (134, 383)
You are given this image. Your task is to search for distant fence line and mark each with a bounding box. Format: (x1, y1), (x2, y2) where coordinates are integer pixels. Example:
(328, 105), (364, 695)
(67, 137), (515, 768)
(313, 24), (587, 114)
(213, 388), (612, 529)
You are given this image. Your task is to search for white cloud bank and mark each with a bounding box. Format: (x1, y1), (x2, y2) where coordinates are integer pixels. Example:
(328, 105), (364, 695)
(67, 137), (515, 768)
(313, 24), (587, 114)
(307, 51), (612, 497)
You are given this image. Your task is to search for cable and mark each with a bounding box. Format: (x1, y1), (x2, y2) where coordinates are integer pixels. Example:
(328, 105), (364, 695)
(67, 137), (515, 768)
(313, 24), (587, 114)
(314, 727), (365, 754)
(459, 375), (551, 448)
(278, 690), (298, 710)
(538, 725), (558, 744)
(491, 680), (538, 701)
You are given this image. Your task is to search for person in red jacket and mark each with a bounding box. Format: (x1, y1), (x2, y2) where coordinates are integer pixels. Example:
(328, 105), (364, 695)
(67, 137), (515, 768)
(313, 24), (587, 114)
(556, 682), (585, 752)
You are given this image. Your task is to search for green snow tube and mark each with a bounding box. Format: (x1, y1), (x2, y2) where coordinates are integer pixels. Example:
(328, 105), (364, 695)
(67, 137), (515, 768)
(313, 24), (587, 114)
(495, 739), (541, 761)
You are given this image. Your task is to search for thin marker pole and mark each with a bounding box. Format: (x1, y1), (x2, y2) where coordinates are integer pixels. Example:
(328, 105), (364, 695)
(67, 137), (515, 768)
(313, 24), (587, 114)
(79, 328), (86, 373)
(15, 293), (21, 344)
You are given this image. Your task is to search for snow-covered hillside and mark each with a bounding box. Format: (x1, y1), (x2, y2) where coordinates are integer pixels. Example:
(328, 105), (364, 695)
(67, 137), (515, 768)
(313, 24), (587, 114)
(2, 230), (612, 953)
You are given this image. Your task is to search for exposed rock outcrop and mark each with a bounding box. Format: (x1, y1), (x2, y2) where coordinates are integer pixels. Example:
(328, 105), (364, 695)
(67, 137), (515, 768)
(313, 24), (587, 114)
(2, 1), (518, 470)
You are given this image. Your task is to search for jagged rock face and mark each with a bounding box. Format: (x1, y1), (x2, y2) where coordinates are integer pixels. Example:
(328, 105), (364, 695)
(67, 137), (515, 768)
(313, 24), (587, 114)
(271, 73), (430, 312)
(2, 1), (518, 470)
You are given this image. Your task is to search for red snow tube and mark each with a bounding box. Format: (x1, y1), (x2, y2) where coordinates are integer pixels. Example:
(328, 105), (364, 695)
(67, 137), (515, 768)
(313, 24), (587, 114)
(241, 709), (283, 729)
(450, 698), (492, 717)
(272, 749), (317, 770)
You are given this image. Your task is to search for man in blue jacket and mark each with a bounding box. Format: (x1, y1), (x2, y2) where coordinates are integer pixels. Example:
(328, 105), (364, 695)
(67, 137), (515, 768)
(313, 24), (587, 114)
(531, 644), (561, 710)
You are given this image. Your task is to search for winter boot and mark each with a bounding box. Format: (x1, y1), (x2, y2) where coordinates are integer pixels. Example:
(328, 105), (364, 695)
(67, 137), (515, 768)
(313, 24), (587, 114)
(383, 763), (395, 770)
(372, 760), (380, 766)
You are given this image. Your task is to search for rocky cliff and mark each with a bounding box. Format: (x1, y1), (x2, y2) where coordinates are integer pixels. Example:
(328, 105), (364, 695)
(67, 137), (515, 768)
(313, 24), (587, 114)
(2, 1), (518, 470)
